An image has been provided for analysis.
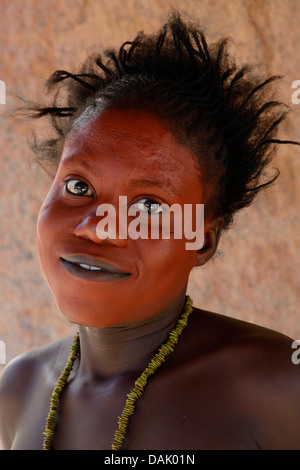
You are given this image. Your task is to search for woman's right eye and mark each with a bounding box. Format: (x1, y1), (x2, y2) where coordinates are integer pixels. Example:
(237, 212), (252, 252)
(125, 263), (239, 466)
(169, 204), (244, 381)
(64, 179), (94, 197)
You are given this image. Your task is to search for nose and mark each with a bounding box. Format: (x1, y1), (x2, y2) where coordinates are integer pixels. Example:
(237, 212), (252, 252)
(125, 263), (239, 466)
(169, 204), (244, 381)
(74, 207), (128, 247)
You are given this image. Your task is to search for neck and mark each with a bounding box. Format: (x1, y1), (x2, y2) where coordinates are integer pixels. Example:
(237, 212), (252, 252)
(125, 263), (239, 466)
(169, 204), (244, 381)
(76, 293), (187, 380)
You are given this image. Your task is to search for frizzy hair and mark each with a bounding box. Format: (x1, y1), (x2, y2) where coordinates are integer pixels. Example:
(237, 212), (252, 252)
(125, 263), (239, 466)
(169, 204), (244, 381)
(27, 11), (299, 230)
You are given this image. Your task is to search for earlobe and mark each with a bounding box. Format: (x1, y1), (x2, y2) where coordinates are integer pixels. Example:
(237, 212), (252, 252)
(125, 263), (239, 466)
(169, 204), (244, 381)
(195, 217), (224, 267)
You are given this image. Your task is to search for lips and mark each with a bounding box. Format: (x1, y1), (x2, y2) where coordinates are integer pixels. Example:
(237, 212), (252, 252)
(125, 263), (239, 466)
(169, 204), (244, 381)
(60, 254), (131, 282)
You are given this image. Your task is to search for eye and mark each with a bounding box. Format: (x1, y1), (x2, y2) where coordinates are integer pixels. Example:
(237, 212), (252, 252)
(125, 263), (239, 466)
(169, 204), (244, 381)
(64, 178), (94, 197)
(132, 198), (164, 215)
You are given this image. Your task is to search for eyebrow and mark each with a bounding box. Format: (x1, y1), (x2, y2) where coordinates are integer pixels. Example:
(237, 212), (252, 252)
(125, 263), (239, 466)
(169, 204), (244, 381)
(78, 158), (103, 178)
(64, 158), (182, 198)
(128, 179), (183, 200)
(64, 158), (103, 178)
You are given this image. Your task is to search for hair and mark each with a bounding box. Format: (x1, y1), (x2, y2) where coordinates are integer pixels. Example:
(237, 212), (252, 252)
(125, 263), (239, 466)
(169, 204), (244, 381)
(26, 11), (299, 230)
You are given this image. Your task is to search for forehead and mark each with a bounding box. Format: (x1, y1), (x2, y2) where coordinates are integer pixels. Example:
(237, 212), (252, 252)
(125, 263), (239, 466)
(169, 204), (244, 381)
(66, 109), (197, 158)
(61, 109), (202, 198)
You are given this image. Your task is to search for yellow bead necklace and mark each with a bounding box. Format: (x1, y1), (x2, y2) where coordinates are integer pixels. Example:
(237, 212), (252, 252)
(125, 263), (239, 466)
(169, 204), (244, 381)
(43, 295), (193, 450)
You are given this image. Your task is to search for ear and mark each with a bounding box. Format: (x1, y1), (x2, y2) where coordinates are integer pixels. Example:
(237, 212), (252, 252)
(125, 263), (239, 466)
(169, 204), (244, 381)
(195, 217), (224, 267)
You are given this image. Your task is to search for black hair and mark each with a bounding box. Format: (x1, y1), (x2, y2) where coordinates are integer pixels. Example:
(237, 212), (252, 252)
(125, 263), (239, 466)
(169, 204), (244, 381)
(27, 11), (299, 230)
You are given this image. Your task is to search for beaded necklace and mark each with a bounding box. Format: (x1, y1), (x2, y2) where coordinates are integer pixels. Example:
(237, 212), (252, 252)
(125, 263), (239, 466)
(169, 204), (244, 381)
(43, 295), (193, 450)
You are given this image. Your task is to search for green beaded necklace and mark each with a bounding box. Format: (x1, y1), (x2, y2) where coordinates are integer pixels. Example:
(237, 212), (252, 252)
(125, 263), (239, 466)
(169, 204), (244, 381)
(43, 295), (193, 450)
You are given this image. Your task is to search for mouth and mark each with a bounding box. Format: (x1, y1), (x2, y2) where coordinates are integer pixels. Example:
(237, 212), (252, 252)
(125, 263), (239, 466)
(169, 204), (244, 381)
(60, 254), (131, 282)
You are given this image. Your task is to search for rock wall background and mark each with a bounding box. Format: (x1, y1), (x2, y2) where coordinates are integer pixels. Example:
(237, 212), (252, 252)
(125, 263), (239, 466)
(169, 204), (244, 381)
(0, 0), (300, 368)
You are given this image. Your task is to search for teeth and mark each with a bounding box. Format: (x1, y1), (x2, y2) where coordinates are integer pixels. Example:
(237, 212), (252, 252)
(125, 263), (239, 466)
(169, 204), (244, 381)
(89, 266), (102, 271)
(78, 263), (102, 271)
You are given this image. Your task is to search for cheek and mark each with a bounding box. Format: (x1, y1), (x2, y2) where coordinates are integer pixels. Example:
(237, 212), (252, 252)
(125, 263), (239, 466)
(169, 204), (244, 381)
(36, 188), (68, 277)
(36, 192), (59, 246)
(136, 237), (196, 287)
(36, 198), (55, 280)
(36, 184), (73, 244)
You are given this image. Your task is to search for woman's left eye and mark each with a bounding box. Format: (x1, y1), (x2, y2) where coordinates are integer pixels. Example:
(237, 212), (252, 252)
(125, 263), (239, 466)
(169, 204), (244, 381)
(64, 179), (94, 197)
(132, 198), (164, 215)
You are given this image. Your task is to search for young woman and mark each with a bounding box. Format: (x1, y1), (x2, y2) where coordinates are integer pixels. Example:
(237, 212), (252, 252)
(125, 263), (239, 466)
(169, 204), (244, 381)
(1, 12), (300, 450)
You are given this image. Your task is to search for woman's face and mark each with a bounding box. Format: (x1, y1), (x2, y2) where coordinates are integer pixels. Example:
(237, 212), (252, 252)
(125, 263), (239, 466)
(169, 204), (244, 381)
(36, 109), (209, 327)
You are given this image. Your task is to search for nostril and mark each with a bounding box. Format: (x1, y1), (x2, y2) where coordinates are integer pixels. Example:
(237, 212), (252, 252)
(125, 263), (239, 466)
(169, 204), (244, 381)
(74, 213), (128, 247)
(74, 215), (100, 242)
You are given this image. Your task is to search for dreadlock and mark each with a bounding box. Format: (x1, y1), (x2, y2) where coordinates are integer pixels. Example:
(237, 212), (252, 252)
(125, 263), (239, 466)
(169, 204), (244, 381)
(26, 11), (299, 230)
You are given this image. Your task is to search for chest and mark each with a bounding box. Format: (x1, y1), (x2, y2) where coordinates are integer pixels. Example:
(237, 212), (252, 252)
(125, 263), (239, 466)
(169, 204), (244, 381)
(11, 370), (259, 450)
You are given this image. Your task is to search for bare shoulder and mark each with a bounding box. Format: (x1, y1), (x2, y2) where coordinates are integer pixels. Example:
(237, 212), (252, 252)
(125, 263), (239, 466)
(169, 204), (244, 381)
(0, 335), (75, 391)
(0, 335), (74, 449)
(189, 306), (299, 367)
(185, 308), (300, 449)
(191, 307), (300, 394)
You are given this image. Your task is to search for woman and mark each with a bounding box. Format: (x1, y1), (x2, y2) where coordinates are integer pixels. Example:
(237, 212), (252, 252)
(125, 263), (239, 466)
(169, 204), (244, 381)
(1, 12), (300, 450)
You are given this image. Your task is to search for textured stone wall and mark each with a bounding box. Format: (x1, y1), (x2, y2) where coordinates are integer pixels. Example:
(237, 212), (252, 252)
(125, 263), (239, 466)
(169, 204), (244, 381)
(0, 0), (300, 367)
